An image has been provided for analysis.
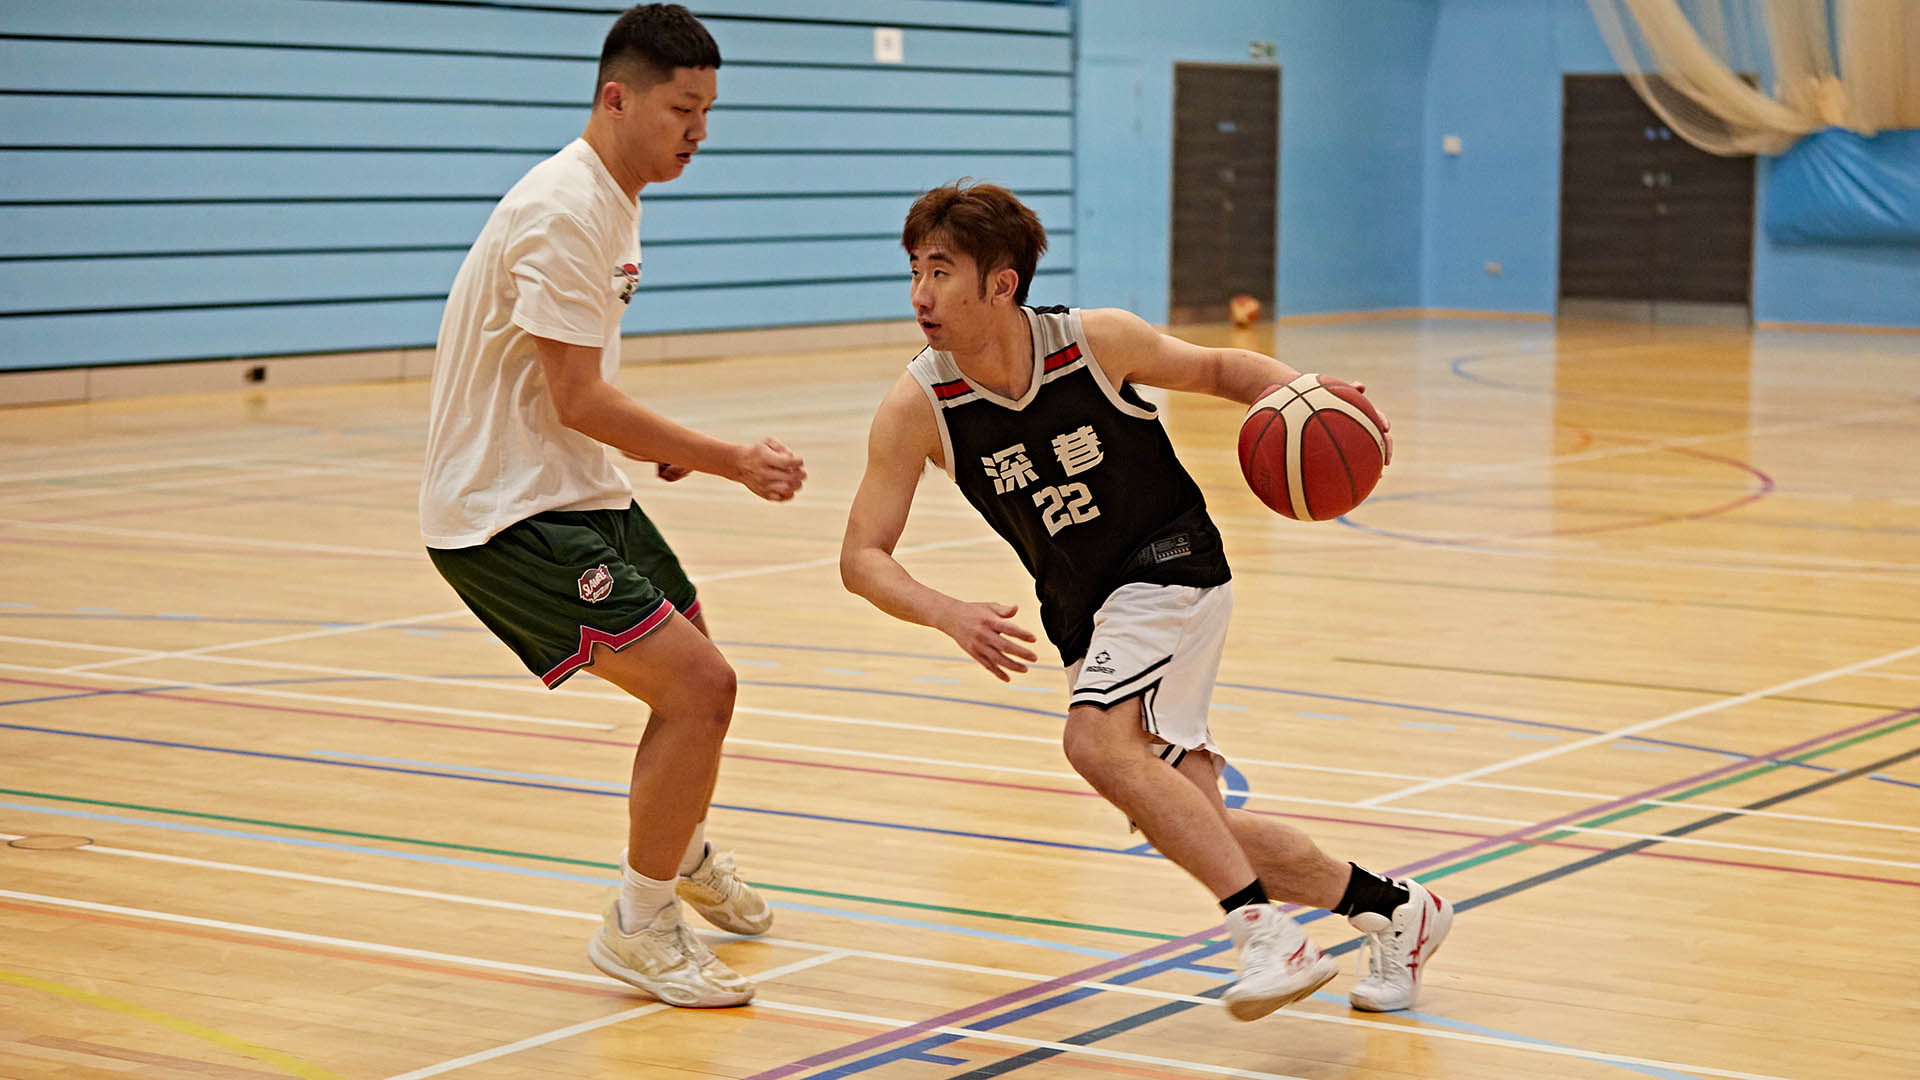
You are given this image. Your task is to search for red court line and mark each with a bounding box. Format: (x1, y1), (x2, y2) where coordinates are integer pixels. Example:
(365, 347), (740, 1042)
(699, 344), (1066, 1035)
(6, 677), (1913, 892)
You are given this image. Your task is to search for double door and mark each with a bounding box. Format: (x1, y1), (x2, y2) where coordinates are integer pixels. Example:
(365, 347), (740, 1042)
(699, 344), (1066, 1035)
(1558, 76), (1755, 309)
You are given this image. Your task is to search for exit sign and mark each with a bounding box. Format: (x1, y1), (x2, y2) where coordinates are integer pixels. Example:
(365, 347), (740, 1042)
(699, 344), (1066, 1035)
(1249, 41), (1275, 61)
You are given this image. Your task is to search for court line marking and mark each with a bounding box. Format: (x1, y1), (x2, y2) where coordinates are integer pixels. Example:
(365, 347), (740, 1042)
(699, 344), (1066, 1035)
(0, 881), (1790, 1080)
(59, 610), (472, 674)
(286, 745), (1920, 872)
(0, 664), (619, 732)
(0, 465), (342, 508)
(1439, 401), (1919, 479)
(8, 693), (1912, 873)
(48, 532), (994, 678)
(1361, 641), (1920, 806)
(380, 1004), (671, 1080)
(8, 658), (1918, 844)
(764, 706), (1920, 1080)
(383, 951), (851, 1080)
(0, 517), (424, 558)
(0, 456), (276, 485)
(0, 966), (348, 1080)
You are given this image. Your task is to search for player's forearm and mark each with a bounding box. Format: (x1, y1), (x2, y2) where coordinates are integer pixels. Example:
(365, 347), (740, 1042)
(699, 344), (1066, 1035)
(1215, 349), (1303, 404)
(557, 381), (742, 481)
(840, 547), (962, 632)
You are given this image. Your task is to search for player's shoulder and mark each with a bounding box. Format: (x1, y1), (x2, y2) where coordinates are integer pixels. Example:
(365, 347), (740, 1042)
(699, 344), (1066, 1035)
(1077, 306), (1154, 338)
(1077, 307), (1159, 373)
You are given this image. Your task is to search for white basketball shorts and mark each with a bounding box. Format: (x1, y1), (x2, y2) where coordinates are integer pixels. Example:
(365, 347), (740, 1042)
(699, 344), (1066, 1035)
(1064, 581), (1232, 766)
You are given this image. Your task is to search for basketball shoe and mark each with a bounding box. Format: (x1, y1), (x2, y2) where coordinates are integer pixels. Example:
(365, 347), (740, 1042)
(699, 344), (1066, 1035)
(676, 847), (773, 935)
(589, 895), (755, 1007)
(1221, 903), (1339, 1021)
(1346, 877), (1452, 1012)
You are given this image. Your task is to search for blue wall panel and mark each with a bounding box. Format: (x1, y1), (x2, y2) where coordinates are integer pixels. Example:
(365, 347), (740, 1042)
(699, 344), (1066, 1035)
(1421, 0), (1920, 327)
(0, 194), (1075, 258)
(1072, 0), (1434, 322)
(0, 0), (1074, 371)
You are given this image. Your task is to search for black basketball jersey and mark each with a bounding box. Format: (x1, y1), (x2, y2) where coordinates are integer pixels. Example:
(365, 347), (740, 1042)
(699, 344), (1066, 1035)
(907, 305), (1230, 663)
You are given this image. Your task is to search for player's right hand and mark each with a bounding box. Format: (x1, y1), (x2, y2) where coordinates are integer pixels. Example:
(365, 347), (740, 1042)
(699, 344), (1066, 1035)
(735, 436), (806, 501)
(942, 601), (1039, 682)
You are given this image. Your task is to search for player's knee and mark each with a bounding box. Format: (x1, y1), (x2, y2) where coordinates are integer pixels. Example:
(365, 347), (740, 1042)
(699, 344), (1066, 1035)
(687, 656), (737, 716)
(1061, 718), (1117, 781)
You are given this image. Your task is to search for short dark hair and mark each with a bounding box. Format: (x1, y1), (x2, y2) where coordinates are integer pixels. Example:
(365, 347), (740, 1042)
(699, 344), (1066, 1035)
(597, 4), (721, 98)
(902, 180), (1048, 305)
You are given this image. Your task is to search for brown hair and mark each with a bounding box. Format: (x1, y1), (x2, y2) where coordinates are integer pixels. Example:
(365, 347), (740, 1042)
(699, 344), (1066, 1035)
(901, 180), (1048, 304)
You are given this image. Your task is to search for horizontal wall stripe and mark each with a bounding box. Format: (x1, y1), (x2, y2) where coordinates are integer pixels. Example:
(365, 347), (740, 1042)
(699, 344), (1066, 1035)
(0, 0), (1067, 52)
(0, 91), (1070, 120)
(0, 236), (1075, 315)
(2, 0), (1076, 368)
(0, 269), (1073, 370)
(1, 41), (1071, 112)
(0, 189), (1073, 208)
(1, 149), (1074, 201)
(0, 146), (1073, 158)
(0, 195), (1074, 258)
(0, 34), (1069, 76)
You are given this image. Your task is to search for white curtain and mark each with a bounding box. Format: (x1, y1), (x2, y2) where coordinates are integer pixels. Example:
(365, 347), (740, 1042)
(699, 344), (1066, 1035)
(1587, 0), (1920, 154)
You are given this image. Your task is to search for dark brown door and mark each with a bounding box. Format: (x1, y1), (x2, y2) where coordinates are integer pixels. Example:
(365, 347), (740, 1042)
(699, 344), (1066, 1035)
(1170, 63), (1278, 324)
(1559, 75), (1754, 307)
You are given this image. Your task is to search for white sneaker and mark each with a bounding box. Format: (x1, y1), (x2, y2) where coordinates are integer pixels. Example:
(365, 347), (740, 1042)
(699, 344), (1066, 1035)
(1347, 877), (1452, 1012)
(588, 896), (755, 1007)
(676, 847), (773, 936)
(1221, 904), (1339, 1021)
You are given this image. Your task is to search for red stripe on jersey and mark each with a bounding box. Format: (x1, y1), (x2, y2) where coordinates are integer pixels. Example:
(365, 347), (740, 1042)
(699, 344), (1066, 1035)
(933, 379), (973, 400)
(1043, 343), (1082, 372)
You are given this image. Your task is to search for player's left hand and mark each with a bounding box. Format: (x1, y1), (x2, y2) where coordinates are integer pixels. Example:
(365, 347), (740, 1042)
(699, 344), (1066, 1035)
(1328, 378), (1392, 467)
(656, 462), (692, 482)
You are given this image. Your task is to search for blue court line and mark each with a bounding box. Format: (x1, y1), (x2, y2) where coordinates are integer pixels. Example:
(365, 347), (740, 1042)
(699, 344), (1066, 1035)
(736, 679), (1061, 718)
(0, 682), (1831, 1075)
(0, 603), (1894, 772)
(0, 797), (1232, 974)
(0, 610), (468, 631)
(1216, 679), (1920, 786)
(0, 720), (1151, 860)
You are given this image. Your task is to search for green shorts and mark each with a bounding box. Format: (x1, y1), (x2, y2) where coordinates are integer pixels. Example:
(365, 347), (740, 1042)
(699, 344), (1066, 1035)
(427, 501), (698, 688)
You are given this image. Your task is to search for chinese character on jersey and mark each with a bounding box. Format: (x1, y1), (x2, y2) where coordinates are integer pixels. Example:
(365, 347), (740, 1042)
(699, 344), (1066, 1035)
(982, 444), (1040, 494)
(1051, 425), (1104, 477)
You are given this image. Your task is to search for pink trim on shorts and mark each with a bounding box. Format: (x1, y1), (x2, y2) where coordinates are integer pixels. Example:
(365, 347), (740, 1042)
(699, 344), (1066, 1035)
(540, 600), (676, 688)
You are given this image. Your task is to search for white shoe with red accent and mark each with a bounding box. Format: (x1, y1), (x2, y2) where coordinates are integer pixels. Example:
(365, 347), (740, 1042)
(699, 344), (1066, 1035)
(1346, 877), (1452, 1012)
(1221, 903), (1339, 1021)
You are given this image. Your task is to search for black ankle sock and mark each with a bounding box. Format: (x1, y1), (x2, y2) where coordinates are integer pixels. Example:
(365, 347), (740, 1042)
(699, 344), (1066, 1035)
(1331, 864), (1409, 919)
(1218, 879), (1269, 913)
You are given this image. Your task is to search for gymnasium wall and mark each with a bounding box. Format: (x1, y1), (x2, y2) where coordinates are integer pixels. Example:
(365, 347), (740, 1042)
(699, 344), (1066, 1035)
(1422, 0), (1920, 328)
(1071, 0), (1436, 322)
(0, 0), (1075, 373)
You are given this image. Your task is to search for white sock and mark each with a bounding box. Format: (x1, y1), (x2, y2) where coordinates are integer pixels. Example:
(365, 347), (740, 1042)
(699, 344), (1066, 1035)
(617, 855), (677, 932)
(677, 821), (708, 877)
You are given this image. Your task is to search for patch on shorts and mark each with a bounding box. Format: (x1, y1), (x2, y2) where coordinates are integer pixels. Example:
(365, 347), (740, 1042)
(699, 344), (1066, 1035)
(577, 564), (614, 603)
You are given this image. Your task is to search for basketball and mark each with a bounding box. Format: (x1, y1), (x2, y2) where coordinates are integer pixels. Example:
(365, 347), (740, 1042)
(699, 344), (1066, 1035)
(1228, 293), (1263, 328)
(1237, 373), (1387, 521)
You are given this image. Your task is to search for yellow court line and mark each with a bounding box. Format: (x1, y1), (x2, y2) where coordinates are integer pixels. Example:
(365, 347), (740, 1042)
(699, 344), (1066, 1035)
(0, 967), (348, 1080)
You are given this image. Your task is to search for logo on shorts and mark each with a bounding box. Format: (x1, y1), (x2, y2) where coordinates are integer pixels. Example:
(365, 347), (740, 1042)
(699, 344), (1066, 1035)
(578, 564), (614, 603)
(1085, 649), (1115, 675)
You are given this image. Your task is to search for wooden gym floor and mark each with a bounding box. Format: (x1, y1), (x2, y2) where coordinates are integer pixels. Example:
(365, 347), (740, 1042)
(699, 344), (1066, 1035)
(2, 318), (1917, 1080)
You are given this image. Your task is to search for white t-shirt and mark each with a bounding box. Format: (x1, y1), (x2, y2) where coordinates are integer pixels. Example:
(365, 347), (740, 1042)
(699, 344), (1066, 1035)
(419, 138), (642, 548)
